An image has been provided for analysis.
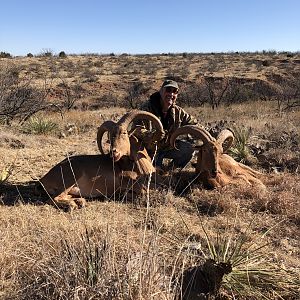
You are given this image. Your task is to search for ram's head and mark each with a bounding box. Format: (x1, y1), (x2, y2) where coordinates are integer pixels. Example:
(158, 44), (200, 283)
(97, 110), (165, 162)
(170, 125), (234, 178)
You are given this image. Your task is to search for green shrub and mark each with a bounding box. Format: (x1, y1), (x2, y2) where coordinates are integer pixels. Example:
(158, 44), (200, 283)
(0, 51), (12, 58)
(22, 117), (58, 135)
(228, 126), (252, 163)
(59, 51), (67, 58)
(0, 160), (15, 184)
(0, 166), (11, 184)
(200, 220), (299, 299)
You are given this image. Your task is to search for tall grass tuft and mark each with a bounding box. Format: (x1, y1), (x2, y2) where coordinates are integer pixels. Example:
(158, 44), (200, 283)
(0, 163), (14, 185)
(194, 217), (300, 299)
(22, 116), (58, 135)
(228, 126), (253, 163)
(82, 228), (107, 286)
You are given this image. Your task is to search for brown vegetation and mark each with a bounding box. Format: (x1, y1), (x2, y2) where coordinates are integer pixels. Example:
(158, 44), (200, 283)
(0, 52), (299, 299)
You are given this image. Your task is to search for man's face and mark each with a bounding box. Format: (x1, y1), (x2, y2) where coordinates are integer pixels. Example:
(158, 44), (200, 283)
(160, 86), (179, 110)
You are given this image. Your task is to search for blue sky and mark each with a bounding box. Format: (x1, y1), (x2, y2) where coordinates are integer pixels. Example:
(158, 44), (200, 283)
(1, 0), (300, 56)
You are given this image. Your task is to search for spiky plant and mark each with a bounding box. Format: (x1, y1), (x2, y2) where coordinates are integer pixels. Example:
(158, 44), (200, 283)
(0, 163), (14, 184)
(228, 126), (253, 163)
(0, 167), (10, 184)
(195, 217), (300, 299)
(22, 116), (58, 135)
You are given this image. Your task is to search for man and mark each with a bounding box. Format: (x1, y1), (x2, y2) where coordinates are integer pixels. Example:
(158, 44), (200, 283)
(137, 79), (198, 170)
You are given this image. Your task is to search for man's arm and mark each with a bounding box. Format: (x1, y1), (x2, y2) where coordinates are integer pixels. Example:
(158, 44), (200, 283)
(180, 108), (198, 126)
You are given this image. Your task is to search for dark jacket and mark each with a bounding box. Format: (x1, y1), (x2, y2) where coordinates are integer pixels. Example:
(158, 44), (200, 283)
(138, 92), (198, 150)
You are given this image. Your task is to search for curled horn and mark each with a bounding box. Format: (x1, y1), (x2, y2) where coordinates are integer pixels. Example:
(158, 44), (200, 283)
(170, 125), (215, 149)
(97, 120), (117, 154)
(118, 110), (165, 142)
(216, 129), (234, 152)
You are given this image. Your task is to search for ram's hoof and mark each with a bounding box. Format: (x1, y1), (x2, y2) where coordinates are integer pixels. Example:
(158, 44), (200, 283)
(74, 198), (87, 208)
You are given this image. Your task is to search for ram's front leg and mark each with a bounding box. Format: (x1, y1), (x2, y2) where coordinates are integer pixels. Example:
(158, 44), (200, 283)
(52, 185), (85, 211)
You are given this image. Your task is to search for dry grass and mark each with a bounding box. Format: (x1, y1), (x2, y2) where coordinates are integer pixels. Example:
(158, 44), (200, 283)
(0, 54), (299, 299)
(1, 185), (298, 299)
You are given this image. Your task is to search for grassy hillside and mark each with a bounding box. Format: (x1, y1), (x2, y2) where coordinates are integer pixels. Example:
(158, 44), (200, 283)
(0, 53), (299, 299)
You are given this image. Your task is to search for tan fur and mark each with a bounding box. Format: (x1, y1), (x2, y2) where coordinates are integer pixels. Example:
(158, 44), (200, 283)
(171, 126), (266, 189)
(38, 111), (162, 211)
(38, 154), (152, 211)
(204, 153), (265, 189)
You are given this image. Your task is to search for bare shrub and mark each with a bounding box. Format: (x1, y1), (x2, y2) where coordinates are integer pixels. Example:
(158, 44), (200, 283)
(0, 64), (48, 124)
(252, 79), (277, 101)
(178, 82), (207, 107)
(202, 76), (247, 109)
(38, 48), (54, 57)
(94, 93), (120, 108)
(54, 78), (85, 110)
(274, 74), (300, 111)
(122, 81), (151, 109)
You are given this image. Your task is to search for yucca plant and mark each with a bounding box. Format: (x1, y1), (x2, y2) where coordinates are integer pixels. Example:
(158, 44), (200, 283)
(195, 218), (299, 299)
(0, 167), (10, 184)
(22, 116), (58, 135)
(228, 126), (253, 163)
(0, 163), (14, 184)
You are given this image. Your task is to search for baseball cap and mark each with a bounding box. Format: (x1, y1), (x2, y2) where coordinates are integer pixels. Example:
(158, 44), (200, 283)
(161, 80), (179, 90)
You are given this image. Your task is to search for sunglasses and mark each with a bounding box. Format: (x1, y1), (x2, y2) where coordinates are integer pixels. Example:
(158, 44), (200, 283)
(165, 87), (179, 94)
